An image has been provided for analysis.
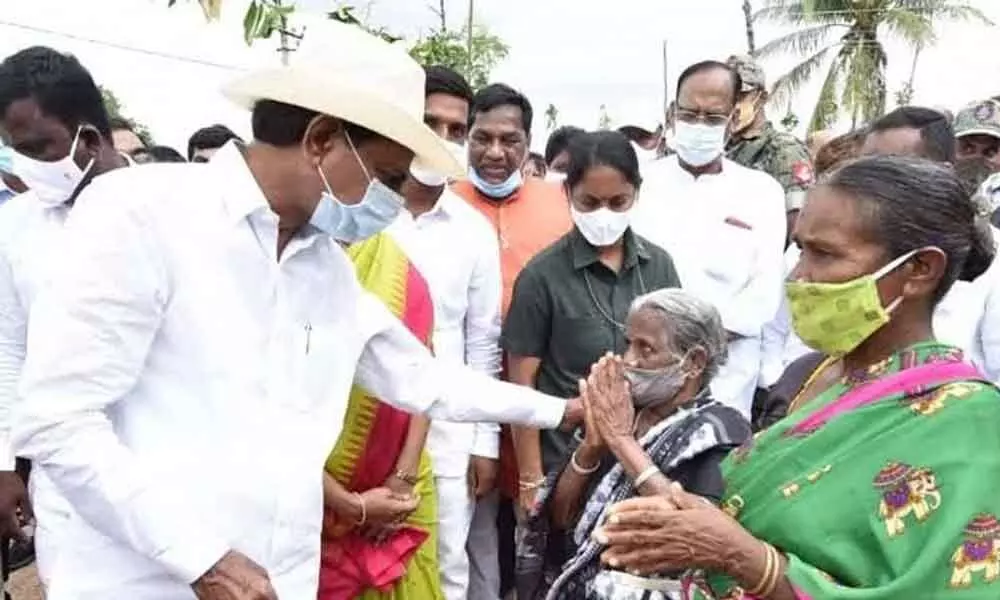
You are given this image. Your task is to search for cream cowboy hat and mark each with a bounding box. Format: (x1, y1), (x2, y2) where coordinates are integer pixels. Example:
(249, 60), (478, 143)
(222, 16), (462, 177)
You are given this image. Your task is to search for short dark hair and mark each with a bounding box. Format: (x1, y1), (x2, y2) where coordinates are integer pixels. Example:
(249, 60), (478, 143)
(187, 124), (241, 160)
(250, 99), (381, 147)
(133, 145), (186, 163)
(676, 60), (742, 106)
(0, 46), (112, 140)
(544, 125), (586, 165)
(424, 65), (473, 104)
(827, 155), (993, 301)
(565, 130), (642, 190)
(470, 83), (533, 134)
(868, 106), (956, 163)
(815, 130), (866, 176)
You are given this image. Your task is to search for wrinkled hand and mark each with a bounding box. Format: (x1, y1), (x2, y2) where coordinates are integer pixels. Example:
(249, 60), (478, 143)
(593, 484), (748, 576)
(468, 456), (499, 499)
(192, 550), (278, 600)
(587, 354), (634, 446)
(0, 471), (30, 542)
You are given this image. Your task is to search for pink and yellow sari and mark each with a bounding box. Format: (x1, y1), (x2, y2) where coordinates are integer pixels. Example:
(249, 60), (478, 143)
(318, 232), (442, 600)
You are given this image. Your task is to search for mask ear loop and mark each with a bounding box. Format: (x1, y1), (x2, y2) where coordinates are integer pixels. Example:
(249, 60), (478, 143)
(70, 125), (96, 176)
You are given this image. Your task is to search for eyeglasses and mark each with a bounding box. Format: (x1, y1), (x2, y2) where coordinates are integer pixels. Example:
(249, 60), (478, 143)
(674, 106), (732, 127)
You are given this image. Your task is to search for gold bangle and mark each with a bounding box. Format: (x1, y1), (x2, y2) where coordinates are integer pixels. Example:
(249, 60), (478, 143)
(759, 544), (783, 597)
(394, 470), (418, 486)
(746, 542), (775, 596)
(518, 477), (546, 490)
(353, 492), (367, 526)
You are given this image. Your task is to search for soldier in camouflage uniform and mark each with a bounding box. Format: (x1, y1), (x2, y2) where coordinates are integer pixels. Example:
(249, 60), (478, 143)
(955, 98), (1000, 173)
(725, 55), (814, 245)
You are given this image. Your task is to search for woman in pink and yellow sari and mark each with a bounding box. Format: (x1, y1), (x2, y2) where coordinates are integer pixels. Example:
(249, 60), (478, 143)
(578, 157), (1000, 599)
(318, 232), (443, 600)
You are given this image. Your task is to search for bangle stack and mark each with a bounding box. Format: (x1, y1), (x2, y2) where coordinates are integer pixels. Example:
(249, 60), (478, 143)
(353, 492), (367, 526)
(633, 465), (660, 489)
(746, 542), (782, 598)
(570, 449), (600, 475)
(394, 470), (418, 486)
(519, 477), (546, 491)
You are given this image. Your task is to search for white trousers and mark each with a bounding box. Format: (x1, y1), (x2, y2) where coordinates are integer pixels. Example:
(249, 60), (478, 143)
(466, 490), (501, 600)
(436, 475), (475, 600)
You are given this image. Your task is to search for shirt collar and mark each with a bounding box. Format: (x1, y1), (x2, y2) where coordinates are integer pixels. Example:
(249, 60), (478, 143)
(212, 141), (272, 224)
(570, 226), (649, 271)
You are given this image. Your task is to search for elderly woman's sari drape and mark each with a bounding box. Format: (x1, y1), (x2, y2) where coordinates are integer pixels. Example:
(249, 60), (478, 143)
(687, 341), (1000, 599)
(318, 232), (442, 600)
(517, 394), (750, 600)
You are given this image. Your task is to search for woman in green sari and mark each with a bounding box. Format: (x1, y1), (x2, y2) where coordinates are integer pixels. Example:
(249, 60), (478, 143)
(583, 155), (1000, 599)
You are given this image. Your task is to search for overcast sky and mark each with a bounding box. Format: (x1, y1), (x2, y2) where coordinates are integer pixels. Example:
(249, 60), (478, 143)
(1, 0), (998, 153)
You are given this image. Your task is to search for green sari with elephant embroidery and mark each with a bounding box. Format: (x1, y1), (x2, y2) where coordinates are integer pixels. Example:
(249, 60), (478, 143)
(686, 342), (1000, 599)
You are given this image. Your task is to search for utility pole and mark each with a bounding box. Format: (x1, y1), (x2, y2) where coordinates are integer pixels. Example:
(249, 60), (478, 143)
(466, 0), (475, 80)
(662, 40), (669, 119)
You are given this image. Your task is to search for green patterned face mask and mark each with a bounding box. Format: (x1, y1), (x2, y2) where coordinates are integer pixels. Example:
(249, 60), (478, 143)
(785, 250), (917, 356)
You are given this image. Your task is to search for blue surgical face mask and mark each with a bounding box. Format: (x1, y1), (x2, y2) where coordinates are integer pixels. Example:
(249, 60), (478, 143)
(0, 146), (13, 175)
(310, 132), (405, 243)
(468, 166), (523, 199)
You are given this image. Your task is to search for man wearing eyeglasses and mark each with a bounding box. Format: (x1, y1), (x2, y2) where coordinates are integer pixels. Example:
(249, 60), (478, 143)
(631, 60), (786, 420)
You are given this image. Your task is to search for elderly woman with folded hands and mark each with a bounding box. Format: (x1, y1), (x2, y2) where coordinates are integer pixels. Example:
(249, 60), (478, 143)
(516, 288), (751, 600)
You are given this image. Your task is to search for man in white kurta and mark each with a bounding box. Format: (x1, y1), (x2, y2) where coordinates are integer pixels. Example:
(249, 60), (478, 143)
(388, 187), (503, 599)
(11, 20), (572, 600)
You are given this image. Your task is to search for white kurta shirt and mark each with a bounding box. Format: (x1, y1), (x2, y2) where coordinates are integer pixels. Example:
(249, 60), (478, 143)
(387, 189), (503, 477)
(633, 155), (786, 416)
(12, 144), (565, 600)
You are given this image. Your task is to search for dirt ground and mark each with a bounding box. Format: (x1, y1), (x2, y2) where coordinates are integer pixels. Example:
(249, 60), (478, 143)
(8, 563), (42, 599)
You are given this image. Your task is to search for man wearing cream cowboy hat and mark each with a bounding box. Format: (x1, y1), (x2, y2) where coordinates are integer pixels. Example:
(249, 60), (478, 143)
(11, 17), (581, 600)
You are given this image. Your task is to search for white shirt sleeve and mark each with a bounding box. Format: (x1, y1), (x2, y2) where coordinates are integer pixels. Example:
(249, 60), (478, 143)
(721, 178), (787, 338)
(11, 184), (228, 584)
(0, 241), (24, 471)
(356, 293), (565, 429)
(465, 233), (503, 459)
(979, 261), (1000, 383)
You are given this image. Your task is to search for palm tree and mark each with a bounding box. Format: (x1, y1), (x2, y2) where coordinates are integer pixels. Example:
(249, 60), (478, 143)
(754, 0), (992, 132)
(545, 104), (559, 131)
(743, 0), (756, 54)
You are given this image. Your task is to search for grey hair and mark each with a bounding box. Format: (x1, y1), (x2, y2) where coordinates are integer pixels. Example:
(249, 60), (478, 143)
(628, 288), (728, 384)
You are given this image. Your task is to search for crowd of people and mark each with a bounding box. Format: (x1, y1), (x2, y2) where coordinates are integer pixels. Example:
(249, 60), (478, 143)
(0, 15), (999, 600)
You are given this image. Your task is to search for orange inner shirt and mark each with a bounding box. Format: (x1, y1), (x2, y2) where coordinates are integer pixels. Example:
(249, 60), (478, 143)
(451, 177), (572, 317)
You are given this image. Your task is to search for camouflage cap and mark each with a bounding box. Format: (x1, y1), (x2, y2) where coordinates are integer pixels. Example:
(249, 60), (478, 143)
(726, 55), (766, 92)
(954, 99), (1000, 139)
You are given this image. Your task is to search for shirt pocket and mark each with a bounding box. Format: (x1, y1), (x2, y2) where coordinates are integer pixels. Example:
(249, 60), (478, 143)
(701, 221), (757, 291)
(550, 314), (615, 377)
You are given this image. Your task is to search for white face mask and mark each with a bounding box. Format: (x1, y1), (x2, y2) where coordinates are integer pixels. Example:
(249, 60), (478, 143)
(408, 140), (466, 187)
(12, 126), (94, 208)
(673, 121), (727, 167)
(571, 204), (631, 247)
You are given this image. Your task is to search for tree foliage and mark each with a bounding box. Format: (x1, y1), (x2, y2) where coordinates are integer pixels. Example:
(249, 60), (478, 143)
(409, 27), (509, 90)
(169, 1), (509, 88)
(100, 86), (154, 146)
(754, 0), (993, 132)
